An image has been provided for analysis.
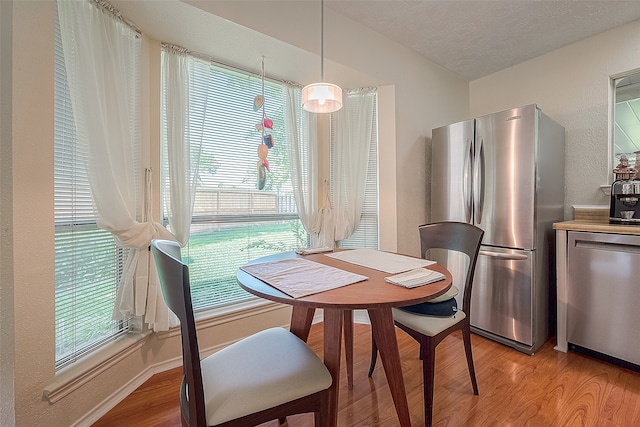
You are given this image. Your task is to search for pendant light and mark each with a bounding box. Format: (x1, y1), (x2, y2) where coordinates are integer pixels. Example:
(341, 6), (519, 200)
(302, 0), (343, 113)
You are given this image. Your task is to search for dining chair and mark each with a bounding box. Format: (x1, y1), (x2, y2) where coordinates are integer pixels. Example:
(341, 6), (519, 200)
(367, 221), (484, 427)
(151, 239), (332, 427)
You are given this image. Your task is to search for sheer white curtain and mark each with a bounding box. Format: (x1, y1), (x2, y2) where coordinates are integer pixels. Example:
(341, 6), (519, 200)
(285, 84), (334, 247)
(58, 0), (177, 331)
(161, 46), (199, 246)
(332, 88), (377, 241)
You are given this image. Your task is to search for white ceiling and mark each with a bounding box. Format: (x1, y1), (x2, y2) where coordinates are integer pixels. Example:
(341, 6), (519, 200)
(327, 0), (640, 81)
(111, 0), (640, 160)
(327, 0), (640, 160)
(112, 1), (640, 82)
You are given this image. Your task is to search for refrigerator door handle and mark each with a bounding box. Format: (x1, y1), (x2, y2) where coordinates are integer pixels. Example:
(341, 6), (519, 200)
(479, 250), (528, 260)
(463, 138), (473, 223)
(474, 137), (485, 224)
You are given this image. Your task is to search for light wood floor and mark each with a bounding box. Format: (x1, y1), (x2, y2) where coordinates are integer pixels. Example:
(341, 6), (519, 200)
(93, 323), (640, 426)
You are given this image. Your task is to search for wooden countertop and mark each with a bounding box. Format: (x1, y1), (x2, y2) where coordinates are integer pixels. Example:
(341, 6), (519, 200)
(553, 219), (640, 235)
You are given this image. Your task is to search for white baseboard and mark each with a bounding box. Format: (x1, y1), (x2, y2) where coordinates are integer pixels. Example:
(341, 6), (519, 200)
(71, 362), (174, 427)
(72, 335), (247, 427)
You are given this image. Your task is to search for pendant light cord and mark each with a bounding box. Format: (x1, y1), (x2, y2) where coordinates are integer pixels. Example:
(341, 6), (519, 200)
(261, 56), (265, 136)
(320, 0), (324, 81)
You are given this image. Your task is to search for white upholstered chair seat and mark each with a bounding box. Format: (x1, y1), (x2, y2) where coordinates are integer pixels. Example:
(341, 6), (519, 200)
(201, 327), (332, 426)
(392, 307), (466, 337)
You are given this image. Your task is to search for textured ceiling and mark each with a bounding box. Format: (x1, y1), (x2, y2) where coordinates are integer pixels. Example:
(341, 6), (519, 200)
(327, 0), (640, 80)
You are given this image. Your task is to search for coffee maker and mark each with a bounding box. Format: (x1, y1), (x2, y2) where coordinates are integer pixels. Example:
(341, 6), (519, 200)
(609, 179), (640, 224)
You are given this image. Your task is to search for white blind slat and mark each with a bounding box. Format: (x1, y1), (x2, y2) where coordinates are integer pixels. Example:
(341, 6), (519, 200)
(161, 50), (307, 310)
(54, 2), (137, 367)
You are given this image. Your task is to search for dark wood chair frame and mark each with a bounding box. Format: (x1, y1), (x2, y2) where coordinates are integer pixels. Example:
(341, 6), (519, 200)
(367, 221), (484, 427)
(151, 239), (329, 427)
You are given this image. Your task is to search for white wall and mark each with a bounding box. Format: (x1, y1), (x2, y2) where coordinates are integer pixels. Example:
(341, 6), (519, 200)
(0, 1), (16, 425)
(470, 19), (640, 218)
(11, 2), (58, 425)
(4, 1), (468, 425)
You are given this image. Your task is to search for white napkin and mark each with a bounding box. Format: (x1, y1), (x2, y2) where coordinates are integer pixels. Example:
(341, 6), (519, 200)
(384, 268), (445, 288)
(326, 249), (435, 274)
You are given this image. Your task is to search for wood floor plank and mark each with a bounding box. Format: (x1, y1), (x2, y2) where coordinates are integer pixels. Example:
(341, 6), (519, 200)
(93, 323), (640, 427)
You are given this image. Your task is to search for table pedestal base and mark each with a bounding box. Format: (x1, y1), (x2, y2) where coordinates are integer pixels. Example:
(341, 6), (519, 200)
(289, 306), (411, 427)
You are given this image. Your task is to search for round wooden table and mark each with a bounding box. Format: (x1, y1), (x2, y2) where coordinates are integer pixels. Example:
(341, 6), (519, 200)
(237, 251), (452, 427)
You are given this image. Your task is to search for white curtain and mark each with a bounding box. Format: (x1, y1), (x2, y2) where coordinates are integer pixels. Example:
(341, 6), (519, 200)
(58, 0), (177, 331)
(161, 46), (199, 247)
(332, 88), (376, 241)
(285, 84), (335, 247)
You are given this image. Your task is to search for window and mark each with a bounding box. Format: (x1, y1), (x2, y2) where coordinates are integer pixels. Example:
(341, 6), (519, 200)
(54, 6), (138, 367)
(331, 91), (379, 249)
(612, 71), (640, 171)
(161, 50), (307, 311)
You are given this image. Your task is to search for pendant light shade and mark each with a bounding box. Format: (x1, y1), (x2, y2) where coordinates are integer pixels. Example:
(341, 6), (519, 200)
(302, 0), (342, 113)
(302, 82), (342, 113)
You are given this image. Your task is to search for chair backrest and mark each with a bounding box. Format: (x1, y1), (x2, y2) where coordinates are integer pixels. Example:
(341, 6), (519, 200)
(418, 222), (484, 315)
(151, 239), (207, 427)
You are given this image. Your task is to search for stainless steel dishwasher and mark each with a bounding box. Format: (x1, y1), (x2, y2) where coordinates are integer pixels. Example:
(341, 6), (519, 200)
(567, 231), (640, 368)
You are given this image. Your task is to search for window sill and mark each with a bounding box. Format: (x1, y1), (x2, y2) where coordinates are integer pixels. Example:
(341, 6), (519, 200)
(43, 299), (289, 404)
(43, 330), (152, 404)
(156, 298), (290, 340)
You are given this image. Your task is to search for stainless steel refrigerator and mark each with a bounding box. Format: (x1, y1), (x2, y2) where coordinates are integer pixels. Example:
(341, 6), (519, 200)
(431, 104), (565, 354)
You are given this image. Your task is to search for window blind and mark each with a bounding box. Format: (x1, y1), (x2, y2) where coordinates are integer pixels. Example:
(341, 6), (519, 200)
(54, 5), (137, 367)
(161, 50), (307, 311)
(331, 91), (379, 249)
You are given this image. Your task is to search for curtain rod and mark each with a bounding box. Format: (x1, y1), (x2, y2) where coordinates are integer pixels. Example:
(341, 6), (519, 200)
(93, 0), (141, 35)
(162, 43), (302, 89)
(345, 87), (377, 94)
